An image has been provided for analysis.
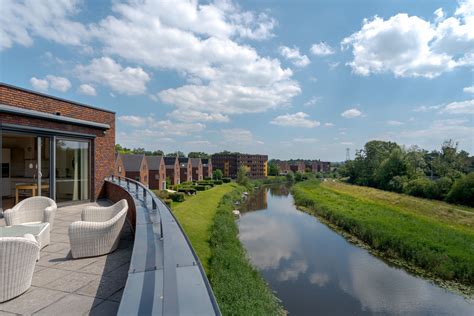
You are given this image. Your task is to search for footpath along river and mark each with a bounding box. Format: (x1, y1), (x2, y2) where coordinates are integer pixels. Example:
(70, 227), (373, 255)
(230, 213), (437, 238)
(237, 184), (474, 315)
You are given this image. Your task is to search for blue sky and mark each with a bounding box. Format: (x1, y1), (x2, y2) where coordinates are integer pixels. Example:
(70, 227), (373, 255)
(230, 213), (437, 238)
(1, 0), (473, 161)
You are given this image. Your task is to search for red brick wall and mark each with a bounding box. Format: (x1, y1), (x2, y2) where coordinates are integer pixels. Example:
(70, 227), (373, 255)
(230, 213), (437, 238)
(115, 155), (125, 177)
(149, 160), (166, 190)
(0, 84), (115, 201)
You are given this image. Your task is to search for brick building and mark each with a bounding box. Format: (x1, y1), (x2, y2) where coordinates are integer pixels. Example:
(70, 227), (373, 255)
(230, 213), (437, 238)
(202, 158), (212, 179)
(211, 153), (268, 179)
(146, 156), (166, 190)
(311, 160), (331, 173)
(0, 83), (115, 209)
(179, 157), (192, 183)
(121, 154), (149, 187)
(164, 156), (180, 185)
(276, 161), (290, 174)
(290, 161), (306, 173)
(190, 158), (203, 181)
(114, 153), (125, 178)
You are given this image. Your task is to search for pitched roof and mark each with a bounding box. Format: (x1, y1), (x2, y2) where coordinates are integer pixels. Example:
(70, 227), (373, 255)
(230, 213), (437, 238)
(190, 158), (201, 167)
(146, 156), (163, 170)
(201, 158), (210, 166)
(120, 154), (145, 172)
(163, 156), (177, 167)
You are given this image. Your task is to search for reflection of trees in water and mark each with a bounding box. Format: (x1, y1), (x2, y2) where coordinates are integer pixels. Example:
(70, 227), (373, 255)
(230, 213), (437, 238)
(241, 189), (267, 212)
(269, 184), (290, 197)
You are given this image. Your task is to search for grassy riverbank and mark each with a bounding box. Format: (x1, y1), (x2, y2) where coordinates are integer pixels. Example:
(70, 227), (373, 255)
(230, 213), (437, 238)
(292, 180), (474, 291)
(172, 183), (284, 315)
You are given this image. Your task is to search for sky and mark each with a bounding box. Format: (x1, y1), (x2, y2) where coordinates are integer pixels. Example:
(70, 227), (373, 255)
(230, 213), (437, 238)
(0, 0), (473, 161)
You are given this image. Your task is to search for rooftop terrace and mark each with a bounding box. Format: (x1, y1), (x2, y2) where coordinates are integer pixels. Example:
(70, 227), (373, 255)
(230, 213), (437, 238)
(0, 202), (133, 315)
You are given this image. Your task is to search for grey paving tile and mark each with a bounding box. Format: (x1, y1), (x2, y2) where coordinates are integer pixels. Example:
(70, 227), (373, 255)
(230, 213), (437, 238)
(0, 311), (19, 316)
(33, 294), (102, 316)
(0, 287), (67, 315)
(32, 268), (71, 287)
(50, 232), (70, 243)
(89, 300), (120, 316)
(53, 256), (100, 272)
(43, 271), (97, 293)
(35, 252), (67, 268)
(76, 276), (125, 300)
(104, 262), (130, 283)
(42, 242), (70, 254)
(51, 225), (70, 234)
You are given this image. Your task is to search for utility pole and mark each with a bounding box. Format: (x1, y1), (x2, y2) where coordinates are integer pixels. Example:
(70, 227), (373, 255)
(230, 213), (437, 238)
(346, 148), (350, 161)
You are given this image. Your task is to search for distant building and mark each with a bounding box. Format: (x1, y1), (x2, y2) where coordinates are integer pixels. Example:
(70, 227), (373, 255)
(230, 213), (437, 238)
(212, 153), (268, 178)
(179, 157), (193, 183)
(276, 161), (290, 174)
(290, 161), (305, 173)
(190, 158), (203, 181)
(121, 154), (149, 187)
(114, 153), (126, 178)
(311, 160), (331, 173)
(164, 156), (180, 185)
(202, 158), (213, 179)
(146, 156), (166, 190)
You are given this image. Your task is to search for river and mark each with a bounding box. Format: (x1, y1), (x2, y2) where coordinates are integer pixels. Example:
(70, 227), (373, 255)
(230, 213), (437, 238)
(237, 184), (474, 315)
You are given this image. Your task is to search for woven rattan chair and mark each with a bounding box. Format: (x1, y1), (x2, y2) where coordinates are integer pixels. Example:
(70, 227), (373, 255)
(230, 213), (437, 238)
(0, 234), (39, 302)
(3, 197), (57, 230)
(68, 200), (128, 259)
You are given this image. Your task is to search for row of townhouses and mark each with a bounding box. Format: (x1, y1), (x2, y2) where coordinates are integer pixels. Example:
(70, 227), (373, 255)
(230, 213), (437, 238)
(276, 159), (331, 174)
(114, 153), (213, 190)
(211, 152), (268, 179)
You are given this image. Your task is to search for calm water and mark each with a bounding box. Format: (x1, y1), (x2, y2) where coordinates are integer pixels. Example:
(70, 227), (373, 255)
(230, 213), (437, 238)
(238, 185), (474, 315)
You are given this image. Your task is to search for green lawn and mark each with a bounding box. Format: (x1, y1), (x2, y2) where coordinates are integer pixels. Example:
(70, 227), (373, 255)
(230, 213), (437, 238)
(172, 183), (237, 272)
(292, 180), (474, 288)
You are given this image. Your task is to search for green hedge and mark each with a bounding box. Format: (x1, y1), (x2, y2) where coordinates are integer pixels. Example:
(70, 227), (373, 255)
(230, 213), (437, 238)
(222, 177), (231, 183)
(178, 187), (196, 194)
(170, 192), (185, 202)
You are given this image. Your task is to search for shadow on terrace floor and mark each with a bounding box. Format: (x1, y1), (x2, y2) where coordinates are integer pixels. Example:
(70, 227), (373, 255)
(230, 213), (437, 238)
(0, 200), (133, 316)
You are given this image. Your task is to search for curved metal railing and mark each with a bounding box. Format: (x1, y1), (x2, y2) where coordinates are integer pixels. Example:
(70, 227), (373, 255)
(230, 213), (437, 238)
(106, 175), (221, 316)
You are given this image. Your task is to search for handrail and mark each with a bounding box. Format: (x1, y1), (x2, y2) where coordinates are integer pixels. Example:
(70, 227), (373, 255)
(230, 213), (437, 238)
(106, 175), (221, 316)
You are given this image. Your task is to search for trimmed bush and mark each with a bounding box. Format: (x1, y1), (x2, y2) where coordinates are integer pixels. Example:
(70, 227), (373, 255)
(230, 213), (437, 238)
(195, 185), (207, 191)
(222, 177), (231, 183)
(178, 187), (196, 195)
(164, 199), (173, 207)
(170, 192), (185, 202)
(204, 177), (212, 181)
(213, 180), (223, 185)
(447, 173), (474, 206)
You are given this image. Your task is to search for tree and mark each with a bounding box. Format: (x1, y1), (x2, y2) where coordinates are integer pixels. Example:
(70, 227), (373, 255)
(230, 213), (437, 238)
(167, 151), (186, 157)
(213, 169), (223, 180)
(188, 152), (209, 158)
(268, 162), (279, 176)
(374, 148), (408, 189)
(237, 166), (249, 186)
(446, 173), (474, 206)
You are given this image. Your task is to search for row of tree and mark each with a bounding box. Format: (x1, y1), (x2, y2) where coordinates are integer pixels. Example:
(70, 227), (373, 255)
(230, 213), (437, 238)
(115, 144), (209, 158)
(340, 140), (474, 206)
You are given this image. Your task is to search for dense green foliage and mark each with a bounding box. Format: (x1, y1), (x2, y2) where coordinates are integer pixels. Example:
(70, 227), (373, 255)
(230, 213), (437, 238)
(115, 144), (163, 156)
(187, 151), (210, 158)
(267, 161), (279, 176)
(222, 177), (231, 183)
(208, 188), (284, 315)
(447, 173), (474, 206)
(340, 140), (473, 206)
(170, 192), (185, 202)
(292, 180), (474, 286)
(213, 169), (223, 180)
(236, 165), (249, 186)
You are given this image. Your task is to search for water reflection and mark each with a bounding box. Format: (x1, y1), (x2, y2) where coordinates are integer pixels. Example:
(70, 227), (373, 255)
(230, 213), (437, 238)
(238, 185), (474, 315)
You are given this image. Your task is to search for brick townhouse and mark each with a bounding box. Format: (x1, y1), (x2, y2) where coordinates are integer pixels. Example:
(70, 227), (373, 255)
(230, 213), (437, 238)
(190, 158), (203, 181)
(0, 83), (115, 210)
(120, 153), (149, 187)
(164, 156), (180, 185)
(202, 158), (212, 179)
(146, 155), (166, 190)
(178, 157), (193, 183)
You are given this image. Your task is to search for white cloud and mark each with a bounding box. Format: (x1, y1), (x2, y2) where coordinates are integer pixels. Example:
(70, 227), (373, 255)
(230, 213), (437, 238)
(310, 42), (335, 56)
(30, 75), (71, 92)
(168, 110), (229, 123)
(279, 46), (310, 67)
(341, 141), (354, 145)
(342, 1), (474, 78)
(328, 62), (340, 70)
(387, 120), (404, 126)
(46, 75), (71, 92)
(293, 137), (319, 144)
(221, 128), (263, 145)
(309, 273), (330, 287)
(76, 57), (150, 95)
(0, 0), (88, 51)
(463, 85), (474, 93)
(413, 104), (443, 112)
(304, 96), (322, 107)
(78, 84), (96, 96)
(270, 112), (320, 128)
(118, 115), (205, 137)
(341, 108), (362, 118)
(439, 99), (474, 114)
(30, 77), (49, 92)
(324, 122), (335, 127)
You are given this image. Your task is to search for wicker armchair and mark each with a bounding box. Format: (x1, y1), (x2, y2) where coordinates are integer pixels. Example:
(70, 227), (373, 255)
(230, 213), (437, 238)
(3, 197), (57, 230)
(0, 234), (40, 302)
(68, 200), (128, 259)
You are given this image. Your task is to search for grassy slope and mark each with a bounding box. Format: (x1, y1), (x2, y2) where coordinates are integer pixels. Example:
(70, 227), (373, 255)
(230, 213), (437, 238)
(208, 187), (284, 315)
(292, 180), (474, 287)
(172, 183), (236, 272)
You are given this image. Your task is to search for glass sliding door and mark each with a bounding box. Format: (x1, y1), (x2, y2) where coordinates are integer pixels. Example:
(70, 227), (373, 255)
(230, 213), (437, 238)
(56, 139), (90, 203)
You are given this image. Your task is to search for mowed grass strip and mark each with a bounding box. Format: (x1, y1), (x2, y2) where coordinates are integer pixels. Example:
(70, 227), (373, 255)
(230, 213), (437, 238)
(172, 183), (237, 272)
(292, 180), (474, 286)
